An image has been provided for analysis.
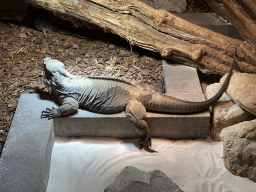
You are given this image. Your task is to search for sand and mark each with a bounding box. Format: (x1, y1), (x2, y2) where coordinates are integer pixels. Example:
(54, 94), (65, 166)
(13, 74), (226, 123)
(47, 137), (256, 192)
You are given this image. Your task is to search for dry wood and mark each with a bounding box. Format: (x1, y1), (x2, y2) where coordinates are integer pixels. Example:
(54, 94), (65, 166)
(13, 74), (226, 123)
(204, 0), (256, 45)
(25, 0), (256, 75)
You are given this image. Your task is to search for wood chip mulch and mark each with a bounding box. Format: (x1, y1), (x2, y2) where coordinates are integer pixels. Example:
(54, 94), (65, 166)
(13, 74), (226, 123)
(0, 21), (163, 156)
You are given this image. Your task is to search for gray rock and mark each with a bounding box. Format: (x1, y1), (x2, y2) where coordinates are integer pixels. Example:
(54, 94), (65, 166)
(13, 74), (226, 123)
(220, 72), (256, 116)
(140, 0), (187, 12)
(206, 83), (255, 141)
(220, 119), (256, 182)
(105, 166), (184, 192)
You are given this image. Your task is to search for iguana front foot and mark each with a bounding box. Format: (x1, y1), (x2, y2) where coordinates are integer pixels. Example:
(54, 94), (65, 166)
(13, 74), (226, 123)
(41, 107), (61, 119)
(139, 134), (157, 153)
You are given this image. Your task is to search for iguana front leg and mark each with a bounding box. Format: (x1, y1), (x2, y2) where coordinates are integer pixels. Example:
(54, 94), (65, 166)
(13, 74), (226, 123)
(41, 97), (79, 119)
(125, 99), (157, 153)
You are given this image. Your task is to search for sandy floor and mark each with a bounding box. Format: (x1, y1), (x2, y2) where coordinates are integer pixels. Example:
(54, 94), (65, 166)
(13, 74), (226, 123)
(47, 137), (256, 192)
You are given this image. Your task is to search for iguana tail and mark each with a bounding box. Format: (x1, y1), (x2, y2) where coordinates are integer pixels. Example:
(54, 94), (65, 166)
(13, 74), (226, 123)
(144, 51), (236, 114)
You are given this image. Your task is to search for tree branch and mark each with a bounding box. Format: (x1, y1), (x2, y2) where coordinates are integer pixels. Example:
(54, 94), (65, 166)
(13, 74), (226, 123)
(25, 0), (256, 75)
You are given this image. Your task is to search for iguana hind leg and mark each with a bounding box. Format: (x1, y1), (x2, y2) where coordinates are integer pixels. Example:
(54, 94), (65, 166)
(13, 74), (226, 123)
(125, 99), (157, 153)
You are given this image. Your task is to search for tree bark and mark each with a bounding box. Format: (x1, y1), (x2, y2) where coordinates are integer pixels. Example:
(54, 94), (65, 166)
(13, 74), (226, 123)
(25, 0), (256, 75)
(204, 0), (256, 45)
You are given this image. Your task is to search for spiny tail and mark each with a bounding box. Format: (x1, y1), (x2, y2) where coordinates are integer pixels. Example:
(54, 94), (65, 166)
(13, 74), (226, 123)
(145, 50), (236, 114)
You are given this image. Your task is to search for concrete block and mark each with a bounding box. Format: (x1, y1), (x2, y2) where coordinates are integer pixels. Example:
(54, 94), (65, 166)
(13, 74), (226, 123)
(162, 61), (203, 95)
(174, 13), (243, 40)
(0, 94), (55, 192)
(54, 108), (209, 139)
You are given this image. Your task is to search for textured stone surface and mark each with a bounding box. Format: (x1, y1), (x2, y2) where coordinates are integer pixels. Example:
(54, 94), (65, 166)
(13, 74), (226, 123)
(206, 83), (255, 141)
(220, 72), (256, 116)
(140, 0), (187, 12)
(105, 166), (184, 192)
(0, 93), (55, 192)
(220, 119), (256, 182)
(174, 13), (242, 40)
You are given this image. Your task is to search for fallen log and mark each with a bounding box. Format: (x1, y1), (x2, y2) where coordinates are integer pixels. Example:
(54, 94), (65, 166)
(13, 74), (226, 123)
(204, 0), (256, 46)
(25, 0), (256, 75)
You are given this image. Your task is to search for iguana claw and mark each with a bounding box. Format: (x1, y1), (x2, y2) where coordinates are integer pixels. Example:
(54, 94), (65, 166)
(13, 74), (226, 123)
(41, 107), (55, 120)
(139, 134), (157, 153)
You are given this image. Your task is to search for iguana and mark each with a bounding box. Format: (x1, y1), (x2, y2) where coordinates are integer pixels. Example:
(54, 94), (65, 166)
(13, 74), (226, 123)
(41, 52), (236, 152)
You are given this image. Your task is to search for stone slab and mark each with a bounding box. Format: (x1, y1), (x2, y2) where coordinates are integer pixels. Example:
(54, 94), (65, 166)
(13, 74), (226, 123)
(54, 110), (210, 139)
(0, 94), (55, 192)
(174, 13), (243, 40)
(175, 13), (229, 25)
(162, 61), (203, 95)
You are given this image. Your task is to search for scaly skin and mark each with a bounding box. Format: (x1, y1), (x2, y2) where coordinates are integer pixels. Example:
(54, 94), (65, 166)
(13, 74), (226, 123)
(41, 51), (236, 152)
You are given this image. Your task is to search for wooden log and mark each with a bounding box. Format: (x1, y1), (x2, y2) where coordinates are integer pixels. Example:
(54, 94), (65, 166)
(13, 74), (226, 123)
(25, 0), (256, 75)
(204, 0), (256, 46)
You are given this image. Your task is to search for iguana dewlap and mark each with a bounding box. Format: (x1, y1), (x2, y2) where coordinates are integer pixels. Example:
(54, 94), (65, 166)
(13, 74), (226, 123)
(41, 54), (235, 152)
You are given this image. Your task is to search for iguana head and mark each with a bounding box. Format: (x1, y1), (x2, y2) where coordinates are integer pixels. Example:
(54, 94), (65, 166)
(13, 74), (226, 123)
(43, 57), (72, 87)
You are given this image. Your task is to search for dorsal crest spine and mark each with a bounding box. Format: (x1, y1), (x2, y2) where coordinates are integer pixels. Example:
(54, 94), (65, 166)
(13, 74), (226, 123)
(86, 75), (133, 85)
